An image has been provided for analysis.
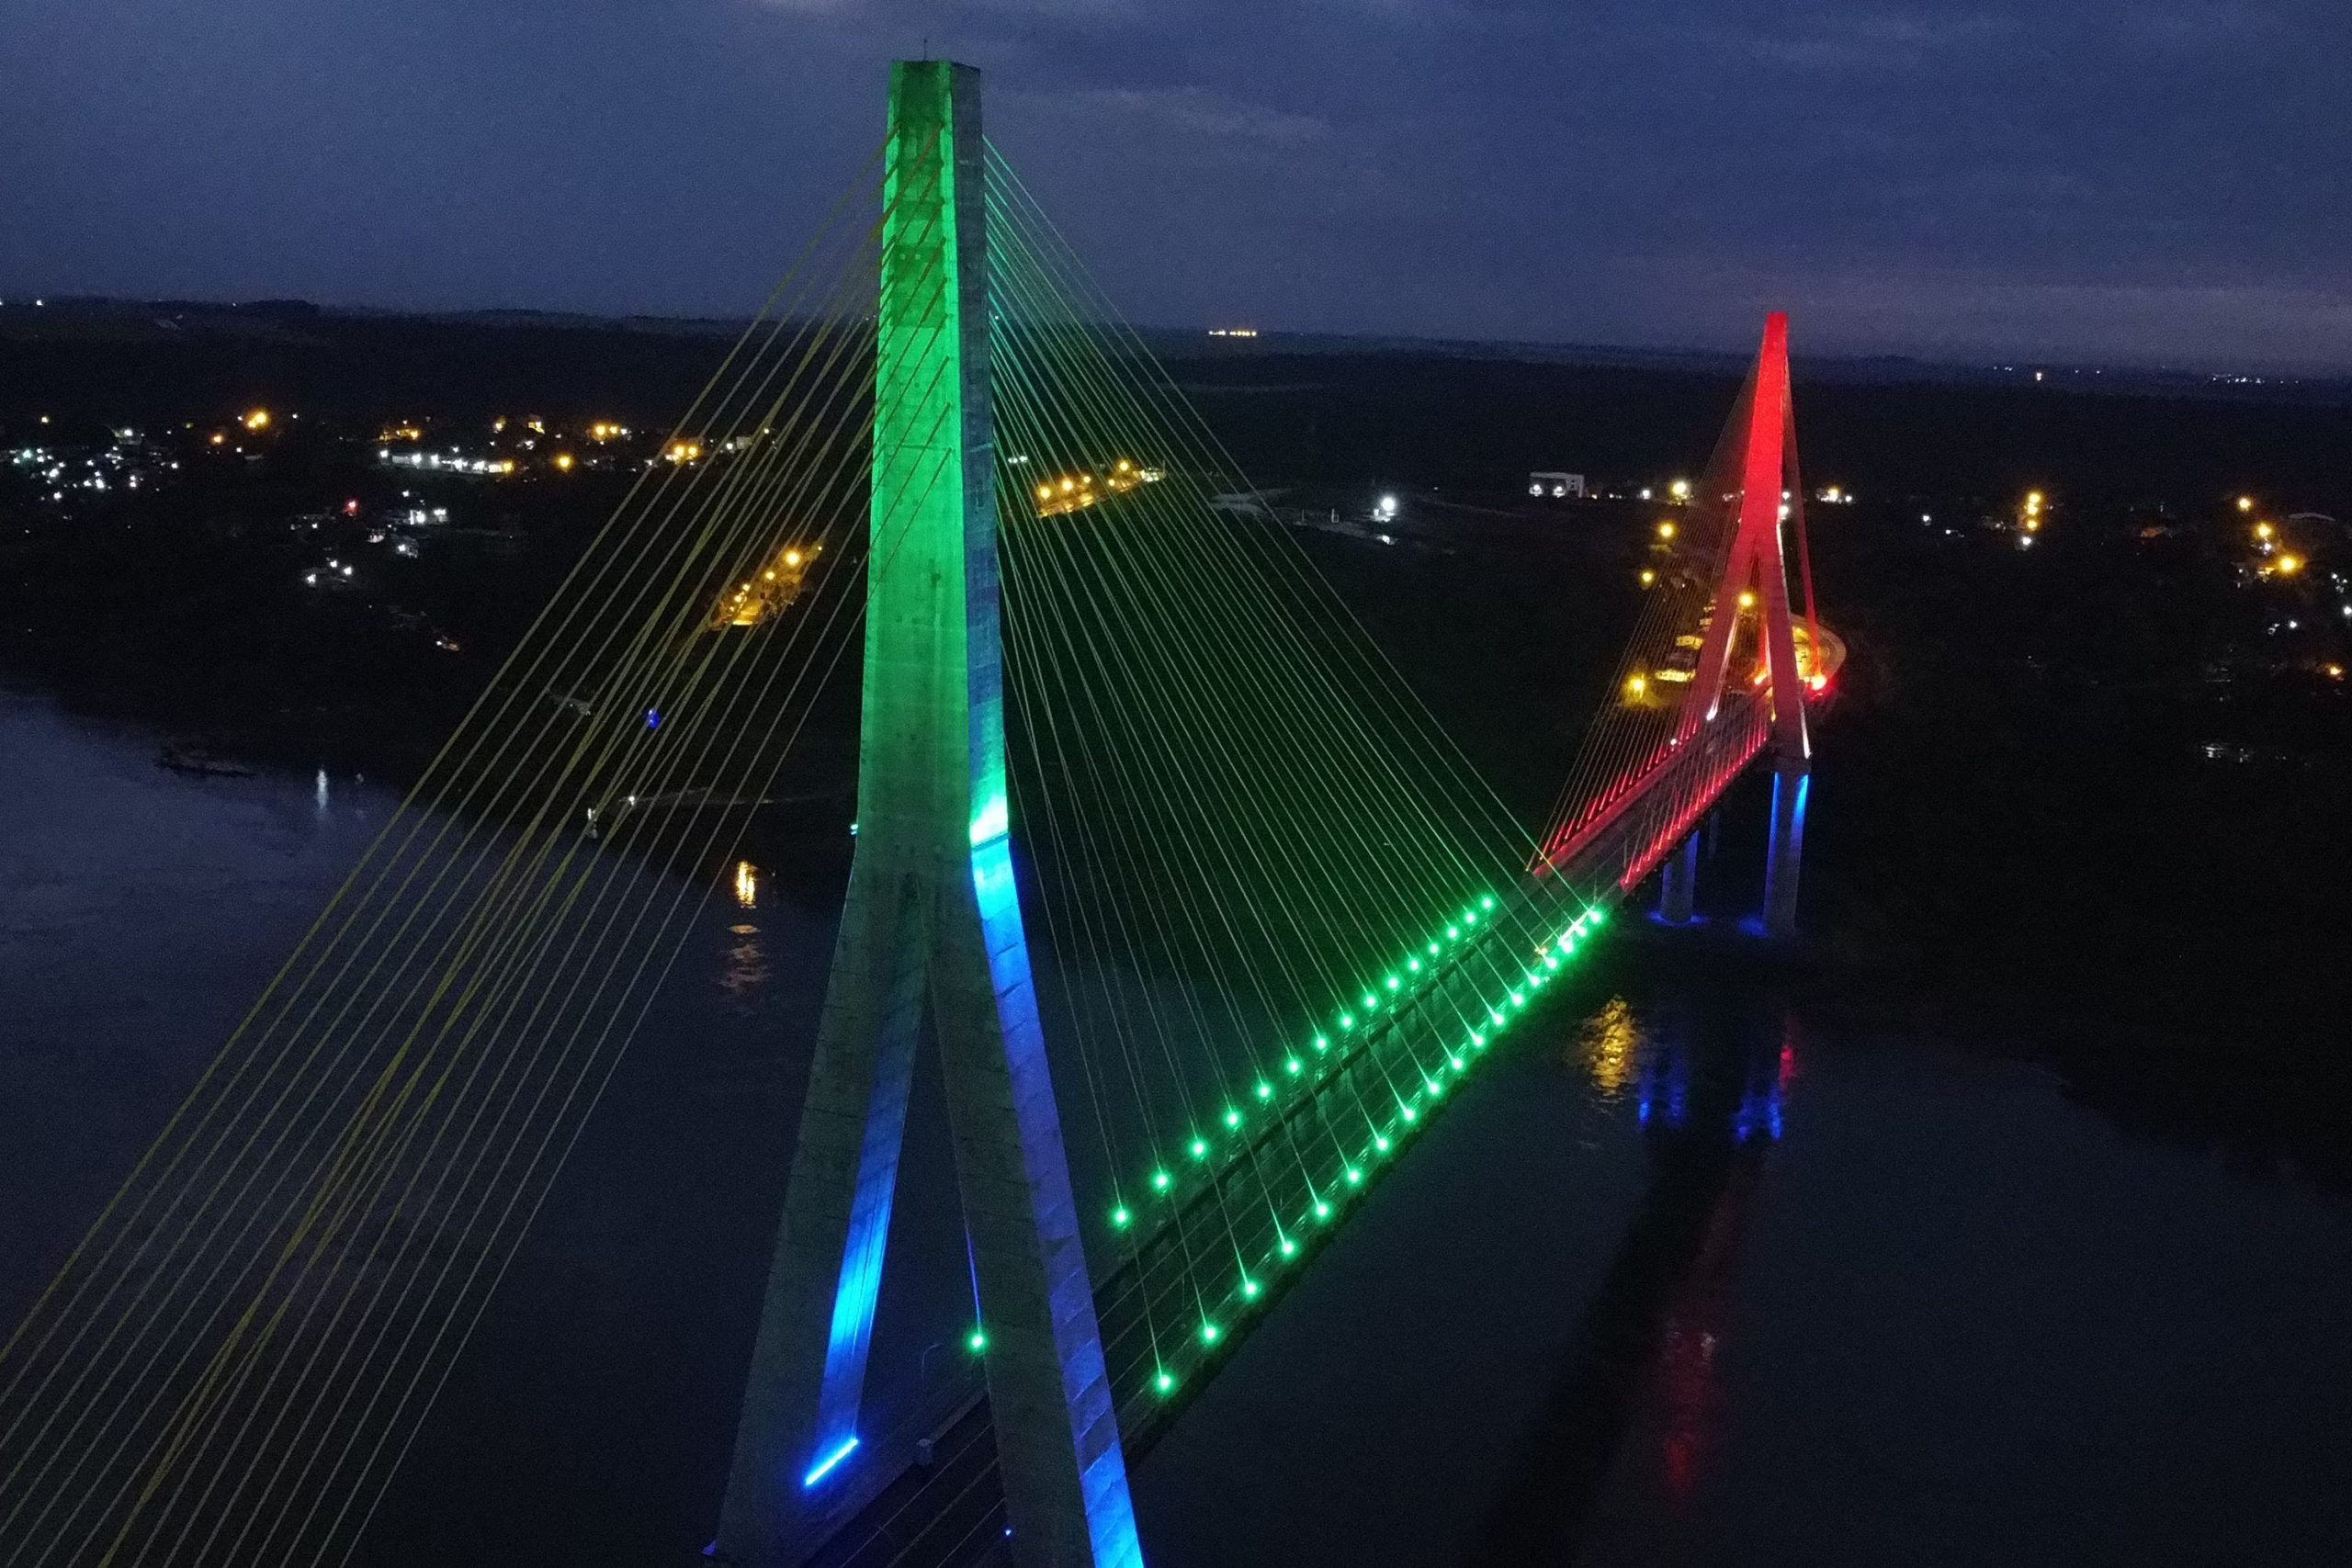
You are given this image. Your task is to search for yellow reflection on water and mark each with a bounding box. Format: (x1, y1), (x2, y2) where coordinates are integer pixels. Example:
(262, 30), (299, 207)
(1574, 997), (1644, 1097)
(721, 921), (769, 1001)
(733, 859), (758, 909)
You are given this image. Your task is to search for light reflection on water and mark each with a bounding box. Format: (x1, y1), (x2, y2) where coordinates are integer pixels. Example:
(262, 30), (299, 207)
(719, 862), (770, 1003)
(720, 922), (771, 1004)
(1573, 997), (1642, 1098)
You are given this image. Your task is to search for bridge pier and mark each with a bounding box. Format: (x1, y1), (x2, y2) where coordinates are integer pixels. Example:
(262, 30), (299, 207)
(1657, 831), (1700, 925)
(715, 61), (1139, 1568)
(1761, 761), (1809, 939)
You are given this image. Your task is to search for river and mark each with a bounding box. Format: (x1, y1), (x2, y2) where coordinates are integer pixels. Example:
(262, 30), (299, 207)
(4, 686), (2347, 1567)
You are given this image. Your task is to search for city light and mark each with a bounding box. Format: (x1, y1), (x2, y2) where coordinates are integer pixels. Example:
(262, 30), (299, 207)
(1668, 478), (1691, 501)
(1656, 521), (1676, 540)
(553, 452), (575, 472)
(2237, 495), (2256, 513)
(243, 409), (270, 431)
(1638, 569), (1657, 586)
(713, 540), (820, 627)
(1624, 672), (1647, 697)
(2277, 554), (2302, 575)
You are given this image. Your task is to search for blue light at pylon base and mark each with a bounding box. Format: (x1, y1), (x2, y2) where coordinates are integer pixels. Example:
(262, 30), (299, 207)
(804, 949), (924, 1489)
(803, 1437), (859, 1489)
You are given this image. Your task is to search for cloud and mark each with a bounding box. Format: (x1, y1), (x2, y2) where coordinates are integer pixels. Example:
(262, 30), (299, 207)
(1025, 85), (1331, 147)
(1665, 5), (2024, 72)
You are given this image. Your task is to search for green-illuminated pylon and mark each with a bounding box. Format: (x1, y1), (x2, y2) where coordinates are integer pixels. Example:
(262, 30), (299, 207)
(715, 62), (1141, 1568)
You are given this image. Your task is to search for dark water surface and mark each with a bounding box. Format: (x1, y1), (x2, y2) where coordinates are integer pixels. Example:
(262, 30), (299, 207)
(6, 688), (2348, 1567)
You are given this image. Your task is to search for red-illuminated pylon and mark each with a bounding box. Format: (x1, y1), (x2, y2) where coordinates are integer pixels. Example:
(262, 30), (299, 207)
(1676, 310), (1812, 763)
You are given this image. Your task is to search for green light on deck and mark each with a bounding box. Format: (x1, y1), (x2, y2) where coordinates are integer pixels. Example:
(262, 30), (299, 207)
(1400, 1105), (1418, 1123)
(1489, 1009), (1506, 1024)
(1449, 1055), (1464, 1069)
(1426, 942), (1440, 955)
(1313, 1033), (1330, 1051)
(1151, 1168), (1172, 1191)
(1241, 1277), (1261, 1299)
(1510, 991), (1526, 1008)
(1279, 1235), (1298, 1257)
(1464, 910), (1479, 926)
(1407, 958), (1421, 974)
(1111, 1205), (1132, 1228)
(967, 1328), (987, 1352)
(1200, 1321), (1222, 1345)
(1481, 896), (1497, 910)
(1191, 1138), (1210, 1159)
(1314, 1200), (1332, 1220)
(1589, 908), (1607, 925)
(1362, 991), (1377, 1009)
(1337, 1014), (1355, 1032)
(1446, 924), (1460, 939)
(1344, 1167), (1363, 1185)
(1286, 1057), (1304, 1076)
(1385, 975), (1401, 991)
(1471, 1030), (1487, 1046)
(1374, 1134), (1391, 1152)
(1255, 1080), (1273, 1100)
(1222, 1108), (1241, 1129)
(1156, 1370), (1176, 1394)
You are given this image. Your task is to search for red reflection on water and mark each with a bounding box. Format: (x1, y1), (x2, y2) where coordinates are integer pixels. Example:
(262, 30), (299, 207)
(1651, 1179), (1749, 1501)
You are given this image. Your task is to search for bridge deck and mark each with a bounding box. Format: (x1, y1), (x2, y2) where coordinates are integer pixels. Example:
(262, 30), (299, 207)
(750, 694), (1795, 1568)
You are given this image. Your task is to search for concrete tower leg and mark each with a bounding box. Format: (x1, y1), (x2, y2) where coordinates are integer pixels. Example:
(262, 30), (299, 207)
(716, 876), (926, 1560)
(1657, 832), (1700, 925)
(936, 857), (1139, 1567)
(1762, 761), (1810, 939)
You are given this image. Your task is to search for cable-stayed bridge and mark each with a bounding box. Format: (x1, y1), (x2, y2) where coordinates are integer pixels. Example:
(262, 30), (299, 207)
(0, 61), (1841, 1568)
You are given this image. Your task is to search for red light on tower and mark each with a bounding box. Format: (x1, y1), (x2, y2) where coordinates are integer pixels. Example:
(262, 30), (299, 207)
(344, 498), (360, 515)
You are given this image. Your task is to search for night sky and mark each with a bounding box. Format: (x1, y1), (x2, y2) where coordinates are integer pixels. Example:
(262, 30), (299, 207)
(6, 0), (2348, 370)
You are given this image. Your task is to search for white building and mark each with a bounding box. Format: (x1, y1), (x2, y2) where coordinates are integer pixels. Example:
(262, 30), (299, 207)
(1529, 471), (1586, 500)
